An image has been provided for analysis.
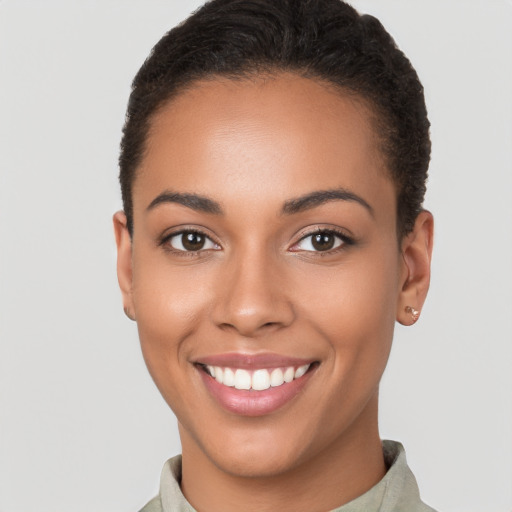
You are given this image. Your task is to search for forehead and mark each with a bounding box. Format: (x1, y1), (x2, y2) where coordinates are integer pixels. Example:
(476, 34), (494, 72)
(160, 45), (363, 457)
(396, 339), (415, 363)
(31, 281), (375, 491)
(135, 72), (394, 219)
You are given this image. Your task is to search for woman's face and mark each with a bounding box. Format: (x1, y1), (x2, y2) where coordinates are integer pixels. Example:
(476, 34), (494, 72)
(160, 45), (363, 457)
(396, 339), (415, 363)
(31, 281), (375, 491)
(115, 73), (423, 477)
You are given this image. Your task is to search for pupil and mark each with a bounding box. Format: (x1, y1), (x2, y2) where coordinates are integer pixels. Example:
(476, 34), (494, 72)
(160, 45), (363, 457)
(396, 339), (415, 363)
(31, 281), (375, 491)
(182, 232), (205, 251)
(312, 233), (334, 251)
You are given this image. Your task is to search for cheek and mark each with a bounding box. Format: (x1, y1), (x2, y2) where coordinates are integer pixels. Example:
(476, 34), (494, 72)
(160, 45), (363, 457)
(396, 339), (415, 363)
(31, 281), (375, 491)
(296, 246), (400, 372)
(300, 246), (398, 310)
(130, 249), (215, 387)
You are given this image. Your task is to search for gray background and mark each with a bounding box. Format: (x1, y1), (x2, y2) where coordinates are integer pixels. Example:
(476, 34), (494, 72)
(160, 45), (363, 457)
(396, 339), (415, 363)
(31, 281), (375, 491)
(0, 1), (511, 511)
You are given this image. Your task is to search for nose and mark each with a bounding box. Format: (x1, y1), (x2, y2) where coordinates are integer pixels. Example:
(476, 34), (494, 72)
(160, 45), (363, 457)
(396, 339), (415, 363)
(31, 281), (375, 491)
(212, 250), (295, 338)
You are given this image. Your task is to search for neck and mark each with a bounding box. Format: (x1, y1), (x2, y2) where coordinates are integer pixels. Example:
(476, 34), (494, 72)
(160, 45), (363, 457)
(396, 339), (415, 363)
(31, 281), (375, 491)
(179, 393), (386, 512)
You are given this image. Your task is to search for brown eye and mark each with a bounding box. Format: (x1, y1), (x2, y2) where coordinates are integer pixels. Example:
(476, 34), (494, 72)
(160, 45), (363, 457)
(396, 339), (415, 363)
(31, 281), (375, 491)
(292, 230), (346, 253)
(167, 231), (219, 252)
(182, 232), (205, 251)
(311, 233), (335, 251)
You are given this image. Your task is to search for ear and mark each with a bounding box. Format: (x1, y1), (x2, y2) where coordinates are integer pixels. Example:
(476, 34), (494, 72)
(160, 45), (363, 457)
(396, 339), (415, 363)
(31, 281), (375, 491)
(113, 211), (136, 321)
(396, 210), (434, 326)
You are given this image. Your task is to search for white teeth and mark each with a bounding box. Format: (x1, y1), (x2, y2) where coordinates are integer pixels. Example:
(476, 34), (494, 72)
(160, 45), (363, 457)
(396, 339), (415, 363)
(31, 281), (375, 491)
(270, 368), (284, 387)
(204, 363), (312, 390)
(283, 366), (295, 383)
(234, 369), (252, 390)
(294, 364), (309, 378)
(223, 367), (235, 387)
(252, 369), (271, 391)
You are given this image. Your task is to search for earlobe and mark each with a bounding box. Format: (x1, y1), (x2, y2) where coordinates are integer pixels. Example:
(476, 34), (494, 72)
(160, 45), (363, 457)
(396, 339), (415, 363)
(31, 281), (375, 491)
(113, 211), (136, 321)
(396, 210), (434, 326)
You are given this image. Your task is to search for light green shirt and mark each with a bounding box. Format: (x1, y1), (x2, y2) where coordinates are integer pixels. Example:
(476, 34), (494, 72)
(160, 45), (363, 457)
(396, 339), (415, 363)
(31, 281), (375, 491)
(139, 440), (437, 512)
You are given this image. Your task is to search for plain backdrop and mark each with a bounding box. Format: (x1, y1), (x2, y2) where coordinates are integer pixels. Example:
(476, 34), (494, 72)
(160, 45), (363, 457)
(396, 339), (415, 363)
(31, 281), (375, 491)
(0, 1), (511, 511)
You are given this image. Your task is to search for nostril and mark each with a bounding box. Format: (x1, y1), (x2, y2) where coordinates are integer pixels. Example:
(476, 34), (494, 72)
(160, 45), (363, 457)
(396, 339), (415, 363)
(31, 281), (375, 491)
(212, 286), (296, 336)
(217, 320), (282, 335)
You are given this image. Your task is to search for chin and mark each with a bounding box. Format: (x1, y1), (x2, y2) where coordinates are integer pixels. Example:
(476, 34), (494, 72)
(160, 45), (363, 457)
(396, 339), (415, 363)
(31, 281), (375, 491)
(183, 416), (322, 479)
(209, 443), (307, 479)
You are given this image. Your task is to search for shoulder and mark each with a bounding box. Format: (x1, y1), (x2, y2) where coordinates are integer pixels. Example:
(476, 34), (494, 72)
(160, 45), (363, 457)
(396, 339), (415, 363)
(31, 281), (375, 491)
(138, 495), (162, 512)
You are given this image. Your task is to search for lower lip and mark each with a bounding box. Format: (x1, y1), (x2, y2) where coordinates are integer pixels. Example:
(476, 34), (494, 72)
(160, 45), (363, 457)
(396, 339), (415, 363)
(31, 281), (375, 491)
(198, 367), (316, 417)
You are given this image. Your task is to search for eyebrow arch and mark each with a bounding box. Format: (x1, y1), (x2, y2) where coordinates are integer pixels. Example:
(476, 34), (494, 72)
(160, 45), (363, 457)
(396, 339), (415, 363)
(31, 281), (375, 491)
(146, 191), (223, 215)
(282, 188), (374, 216)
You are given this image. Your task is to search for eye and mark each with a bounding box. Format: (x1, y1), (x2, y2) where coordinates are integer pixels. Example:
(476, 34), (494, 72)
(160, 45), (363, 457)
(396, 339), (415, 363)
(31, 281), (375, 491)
(166, 231), (220, 252)
(292, 230), (348, 252)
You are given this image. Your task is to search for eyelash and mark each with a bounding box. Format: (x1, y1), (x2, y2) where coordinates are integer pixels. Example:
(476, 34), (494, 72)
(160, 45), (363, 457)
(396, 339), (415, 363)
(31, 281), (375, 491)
(290, 228), (355, 255)
(159, 227), (355, 256)
(159, 228), (221, 257)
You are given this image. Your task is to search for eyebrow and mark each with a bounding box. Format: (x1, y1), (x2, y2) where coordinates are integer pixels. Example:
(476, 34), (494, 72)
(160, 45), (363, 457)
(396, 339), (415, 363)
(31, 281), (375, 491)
(282, 188), (374, 216)
(146, 187), (373, 217)
(146, 191), (223, 214)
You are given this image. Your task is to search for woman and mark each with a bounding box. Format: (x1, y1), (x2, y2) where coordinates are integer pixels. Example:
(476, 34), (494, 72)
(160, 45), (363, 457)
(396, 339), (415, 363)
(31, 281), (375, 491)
(114, 0), (435, 510)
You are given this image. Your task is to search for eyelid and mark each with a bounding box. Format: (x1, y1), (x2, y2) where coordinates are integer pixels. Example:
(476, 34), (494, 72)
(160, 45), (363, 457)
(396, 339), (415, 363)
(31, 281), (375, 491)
(159, 226), (222, 252)
(289, 226), (355, 253)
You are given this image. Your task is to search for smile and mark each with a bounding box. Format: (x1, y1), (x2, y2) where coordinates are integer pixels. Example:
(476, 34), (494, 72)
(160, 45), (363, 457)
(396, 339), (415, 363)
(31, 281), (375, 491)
(204, 364), (311, 391)
(196, 355), (317, 416)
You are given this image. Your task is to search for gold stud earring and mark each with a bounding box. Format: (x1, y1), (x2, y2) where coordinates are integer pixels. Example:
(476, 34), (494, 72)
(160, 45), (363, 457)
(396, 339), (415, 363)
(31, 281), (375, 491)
(124, 307), (135, 321)
(405, 306), (420, 323)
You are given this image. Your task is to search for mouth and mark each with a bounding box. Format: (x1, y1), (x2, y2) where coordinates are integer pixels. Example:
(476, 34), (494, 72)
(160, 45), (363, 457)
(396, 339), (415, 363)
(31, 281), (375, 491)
(194, 354), (318, 416)
(199, 363), (312, 390)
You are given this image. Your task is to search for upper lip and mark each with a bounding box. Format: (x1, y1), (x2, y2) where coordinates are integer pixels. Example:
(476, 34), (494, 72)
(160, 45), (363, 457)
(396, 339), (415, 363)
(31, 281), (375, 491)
(194, 352), (316, 369)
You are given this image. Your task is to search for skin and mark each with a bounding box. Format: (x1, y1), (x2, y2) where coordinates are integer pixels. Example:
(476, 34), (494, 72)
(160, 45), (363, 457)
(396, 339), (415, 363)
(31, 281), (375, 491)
(114, 72), (433, 512)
